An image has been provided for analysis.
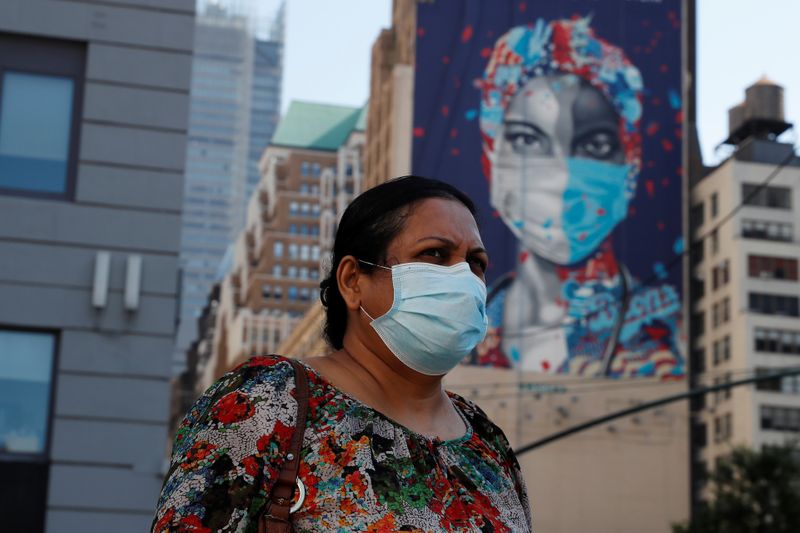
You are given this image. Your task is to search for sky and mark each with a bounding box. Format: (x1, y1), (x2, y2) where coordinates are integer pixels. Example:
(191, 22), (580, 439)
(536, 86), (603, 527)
(281, 0), (800, 167)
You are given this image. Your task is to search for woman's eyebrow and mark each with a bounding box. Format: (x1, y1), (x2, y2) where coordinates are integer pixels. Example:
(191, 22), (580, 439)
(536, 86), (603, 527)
(415, 236), (487, 255)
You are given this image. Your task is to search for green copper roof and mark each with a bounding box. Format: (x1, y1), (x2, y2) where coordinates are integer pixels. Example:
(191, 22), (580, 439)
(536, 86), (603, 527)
(271, 101), (364, 151)
(354, 102), (368, 132)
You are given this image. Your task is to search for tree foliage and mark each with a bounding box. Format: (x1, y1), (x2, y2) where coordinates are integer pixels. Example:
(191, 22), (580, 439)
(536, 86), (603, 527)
(674, 443), (800, 533)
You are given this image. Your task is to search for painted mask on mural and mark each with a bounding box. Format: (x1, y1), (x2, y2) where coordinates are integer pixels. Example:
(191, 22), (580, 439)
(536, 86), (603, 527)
(490, 75), (634, 265)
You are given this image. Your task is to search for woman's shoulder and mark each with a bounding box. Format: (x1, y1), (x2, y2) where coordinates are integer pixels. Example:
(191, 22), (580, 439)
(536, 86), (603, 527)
(448, 392), (513, 453)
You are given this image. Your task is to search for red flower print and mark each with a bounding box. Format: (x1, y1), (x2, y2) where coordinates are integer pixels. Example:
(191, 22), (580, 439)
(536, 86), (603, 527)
(181, 440), (217, 471)
(178, 514), (211, 532)
(210, 391), (255, 425)
(153, 507), (175, 532)
(241, 455), (260, 478)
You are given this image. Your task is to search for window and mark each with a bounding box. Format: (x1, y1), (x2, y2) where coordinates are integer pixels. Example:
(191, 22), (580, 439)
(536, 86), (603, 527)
(712, 299), (729, 328)
(742, 184), (791, 209)
(710, 193), (718, 218)
(0, 35), (85, 199)
(289, 202), (299, 215)
(691, 311), (705, 336)
(301, 161), (310, 176)
(273, 241), (284, 259)
(300, 245), (310, 261)
(754, 327), (800, 354)
(312, 163), (321, 177)
(287, 286), (298, 301)
(272, 265), (281, 278)
(311, 245), (320, 261)
(300, 202), (310, 215)
(310, 269), (319, 280)
(288, 224), (297, 234)
(742, 219), (793, 242)
(761, 405), (800, 431)
(299, 224), (308, 235)
(756, 368), (800, 394)
(299, 267), (308, 280)
(691, 348), (705, 373)
(288, 244), (299, 260)
(713, 413), (732, 443)
(0, 329), (56, 455)
(287, 266), (297, 278)
(311, 203), (321, 215)
(712, 260), (729, 290)
(748, 255), (798, 280)
(690, 203), (705, 229)
(709, 229), (719, 256)
(261, 284), (271, 299)
(299, 184), (309, 194)
(273, 286), (283, 299)
(749, 293), (800, 316)
(299, 287), (310, 301)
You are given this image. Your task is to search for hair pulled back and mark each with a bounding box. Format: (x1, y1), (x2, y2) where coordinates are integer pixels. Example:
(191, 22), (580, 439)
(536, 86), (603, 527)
(319, 175), (477, 349)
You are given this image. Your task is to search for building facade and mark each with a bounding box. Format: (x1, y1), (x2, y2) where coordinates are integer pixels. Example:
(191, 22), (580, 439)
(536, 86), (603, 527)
(689, 79), (800, 497)
(0, 1), (194, 531)
(186, 101), (365, 395)
(176, 0), (284, 373)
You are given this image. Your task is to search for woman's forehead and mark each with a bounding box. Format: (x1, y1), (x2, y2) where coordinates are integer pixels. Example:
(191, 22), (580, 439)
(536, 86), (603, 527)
(395, 198), (482, 245)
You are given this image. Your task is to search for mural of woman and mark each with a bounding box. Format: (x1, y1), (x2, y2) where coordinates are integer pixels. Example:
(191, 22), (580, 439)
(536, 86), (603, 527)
(475, 17), (684, 379)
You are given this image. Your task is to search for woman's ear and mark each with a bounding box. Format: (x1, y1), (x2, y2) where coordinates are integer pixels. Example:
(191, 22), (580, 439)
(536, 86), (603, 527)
(336, 256), (362, 311)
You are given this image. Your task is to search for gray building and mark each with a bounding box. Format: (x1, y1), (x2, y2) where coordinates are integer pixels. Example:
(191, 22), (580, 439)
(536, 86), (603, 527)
(176, 1), (284, 372)
(0, 1), (193, 531)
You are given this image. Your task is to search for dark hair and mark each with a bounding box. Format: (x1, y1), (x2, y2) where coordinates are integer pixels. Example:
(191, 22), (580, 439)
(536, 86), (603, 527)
(319, 175), (477, 349)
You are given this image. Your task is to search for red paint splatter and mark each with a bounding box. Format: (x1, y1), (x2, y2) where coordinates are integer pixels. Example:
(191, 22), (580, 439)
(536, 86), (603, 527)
(541, 359), (550, 371)
(675, 110), (684, 124)
(417, 27), (425, 38)
(578, 233), (587, 241)
(450, 148), (460, 156)
(491, 209), (501, 218)
(674, 129), (683, 139)
(676, 166), (684, 176)
(461, 25), (473, 43)
(652, 97), (662, 106)
(661, 139), (674, 152)
(660, 64), (669, 73)
(442, 56), (450, 65)
(480, 47), (492, 58)
(441, 106), (449, 117)
(450, 128), (458, 138)
(645, 180), (655, 197)
(519, 2), (527, 12)
(519, 251), (529, 263)
(413, 127), (425, 138)
(646, 122), (660, 136)
(657, 221), (665, 231)
(661, 178), (670, 187)
(597, 207), (606, 216)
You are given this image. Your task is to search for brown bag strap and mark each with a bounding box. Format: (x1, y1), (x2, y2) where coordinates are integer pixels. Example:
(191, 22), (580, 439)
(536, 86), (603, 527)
(259, 358), (310, 533)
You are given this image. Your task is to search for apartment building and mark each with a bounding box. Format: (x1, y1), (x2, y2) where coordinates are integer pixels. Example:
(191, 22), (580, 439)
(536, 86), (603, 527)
(689, 78), (800, 493)
(0, 1), (193, 531)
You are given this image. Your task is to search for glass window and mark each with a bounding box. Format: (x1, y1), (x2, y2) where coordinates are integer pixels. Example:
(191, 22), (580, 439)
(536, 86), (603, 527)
(0, 72), (75, 195)
(272, 265), (281, 278)
(288, 224), (297, 234)
(0, 329), (56, 455)
(710, 193), (718, 218)
(289, 202), (299, 215)
(273, 241), (283, 258)
(287, 286), (298, 301)
(311, 246), (320, 261)
(287, 266), (297, 278)
(288, 244), (299, 259)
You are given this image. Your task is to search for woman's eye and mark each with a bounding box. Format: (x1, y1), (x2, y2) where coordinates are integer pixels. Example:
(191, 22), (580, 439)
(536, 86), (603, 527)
(421, 248), (445, 260)
(469, 256), (488, 273)
(503, 122), (552, 156)
(573, 130), (620, 160)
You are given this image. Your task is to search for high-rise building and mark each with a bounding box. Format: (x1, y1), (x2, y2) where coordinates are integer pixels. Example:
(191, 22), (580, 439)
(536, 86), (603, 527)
(184, 100), (365, 394)
(175, 0), (284, 373)
(0, 1), (194, 531)
(689, 78), (800, 503)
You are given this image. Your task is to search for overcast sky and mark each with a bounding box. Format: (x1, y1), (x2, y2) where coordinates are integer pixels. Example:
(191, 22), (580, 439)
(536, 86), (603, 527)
(281, 0), (800, 167)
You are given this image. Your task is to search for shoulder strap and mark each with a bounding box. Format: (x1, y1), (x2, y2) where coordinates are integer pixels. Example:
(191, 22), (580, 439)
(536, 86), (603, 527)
(259, 358), (310, 533)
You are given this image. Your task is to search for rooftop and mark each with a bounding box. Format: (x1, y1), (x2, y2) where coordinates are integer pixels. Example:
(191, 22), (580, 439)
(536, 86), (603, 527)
(271, 101), (364, 151)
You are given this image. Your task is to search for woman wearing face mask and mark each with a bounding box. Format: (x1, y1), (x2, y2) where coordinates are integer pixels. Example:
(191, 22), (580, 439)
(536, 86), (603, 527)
(474, 17), (684, 378)
(152, 176), (532, 532)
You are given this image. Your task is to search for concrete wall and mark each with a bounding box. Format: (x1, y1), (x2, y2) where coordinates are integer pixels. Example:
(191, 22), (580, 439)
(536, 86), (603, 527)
(0, 1), (193, 531)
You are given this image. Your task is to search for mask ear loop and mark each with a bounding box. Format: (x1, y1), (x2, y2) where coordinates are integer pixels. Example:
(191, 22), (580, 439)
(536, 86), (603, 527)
(359, 305), (376, 322)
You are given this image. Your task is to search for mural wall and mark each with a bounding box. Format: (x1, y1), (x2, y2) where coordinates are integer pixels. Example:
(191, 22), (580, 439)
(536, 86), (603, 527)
(413, 1), (685, 379)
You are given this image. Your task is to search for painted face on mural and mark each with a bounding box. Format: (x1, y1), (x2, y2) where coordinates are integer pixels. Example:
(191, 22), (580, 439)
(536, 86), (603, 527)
(491, 73), (633, 265)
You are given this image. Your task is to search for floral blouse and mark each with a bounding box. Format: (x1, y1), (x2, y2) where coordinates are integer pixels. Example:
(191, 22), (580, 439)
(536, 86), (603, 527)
(152, 355), (532, 532)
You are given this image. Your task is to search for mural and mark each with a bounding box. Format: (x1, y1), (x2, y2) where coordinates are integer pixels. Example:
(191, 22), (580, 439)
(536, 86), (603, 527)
(413, 1), (685, 379)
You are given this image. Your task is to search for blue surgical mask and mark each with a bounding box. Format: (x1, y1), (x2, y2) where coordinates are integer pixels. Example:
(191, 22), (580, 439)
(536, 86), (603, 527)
(491, 156), (632, 264)
(359, 260), (489, 376)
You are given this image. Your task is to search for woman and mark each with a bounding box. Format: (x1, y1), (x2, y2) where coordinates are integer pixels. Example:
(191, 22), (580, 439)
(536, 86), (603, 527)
(152, 176), (532, 532)
(474, 17), (684, 379)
